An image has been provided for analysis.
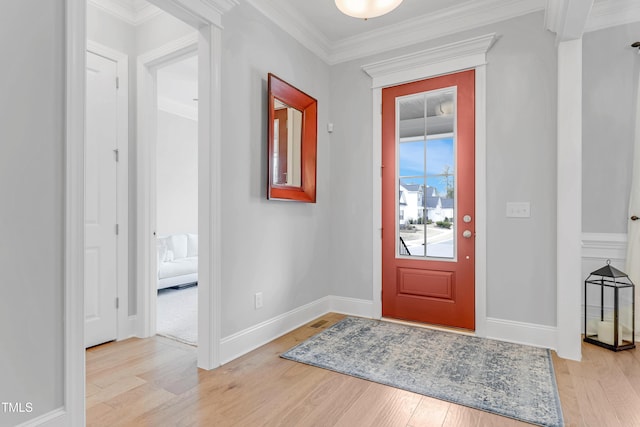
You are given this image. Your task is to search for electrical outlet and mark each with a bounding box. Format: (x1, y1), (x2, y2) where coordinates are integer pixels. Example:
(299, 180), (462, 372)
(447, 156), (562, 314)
(506, 202), (530, 218)
(255, 292), (263, 309)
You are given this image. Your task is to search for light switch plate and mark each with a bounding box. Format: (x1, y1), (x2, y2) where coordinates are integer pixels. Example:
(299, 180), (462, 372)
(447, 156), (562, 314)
(506, 202), (530, 218)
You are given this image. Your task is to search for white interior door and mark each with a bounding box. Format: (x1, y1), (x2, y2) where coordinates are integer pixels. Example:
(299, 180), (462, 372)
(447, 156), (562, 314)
(85, 51), (118, 348)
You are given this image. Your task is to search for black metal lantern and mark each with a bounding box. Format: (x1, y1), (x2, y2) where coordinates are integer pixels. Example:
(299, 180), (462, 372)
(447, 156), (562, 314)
(584, 260), (635, 351)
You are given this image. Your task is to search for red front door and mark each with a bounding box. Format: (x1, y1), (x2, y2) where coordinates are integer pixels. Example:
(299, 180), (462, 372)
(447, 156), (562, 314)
(382, 70), (476, 330)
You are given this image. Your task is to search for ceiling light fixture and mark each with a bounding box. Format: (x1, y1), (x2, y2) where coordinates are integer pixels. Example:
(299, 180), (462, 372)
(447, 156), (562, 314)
(335, 0), (403, 20)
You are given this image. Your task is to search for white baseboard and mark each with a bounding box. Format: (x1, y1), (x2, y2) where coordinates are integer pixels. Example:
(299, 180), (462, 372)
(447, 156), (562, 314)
(127, 315), (137, 339)
(219, 295), (374, 365)
(219, 295), (566, 365)
(329, 296), (375, 318)
(485, 317), (557, 350)
(16, 407), (67, 427)
(219, 296), (332, 364)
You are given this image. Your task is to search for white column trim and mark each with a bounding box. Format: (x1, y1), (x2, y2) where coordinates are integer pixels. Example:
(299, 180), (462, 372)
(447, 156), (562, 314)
(363, 34), (495, 336)
(556, 39), (583, 361)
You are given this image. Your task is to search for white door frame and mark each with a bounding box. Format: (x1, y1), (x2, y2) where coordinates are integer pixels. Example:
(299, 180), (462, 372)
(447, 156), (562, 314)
(62, 0), (232, 425)
(136, 34), (198, 339)
(87, 40), (131, 341)
(362, 33), (497, 338)
(134, 2), (227, 372)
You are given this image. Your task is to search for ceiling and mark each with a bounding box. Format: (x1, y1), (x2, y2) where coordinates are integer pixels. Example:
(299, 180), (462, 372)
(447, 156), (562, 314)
(265, 0), (470, 43)
(95, 0), (639, 65)
(244, 0), (638, 64)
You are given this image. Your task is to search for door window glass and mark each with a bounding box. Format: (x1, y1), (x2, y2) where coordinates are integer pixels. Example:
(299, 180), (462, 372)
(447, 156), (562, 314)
(397, 89), (456, 259)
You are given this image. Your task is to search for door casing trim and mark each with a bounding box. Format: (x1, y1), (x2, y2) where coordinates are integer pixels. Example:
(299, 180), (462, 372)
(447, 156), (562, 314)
(363, 34), (496, 337)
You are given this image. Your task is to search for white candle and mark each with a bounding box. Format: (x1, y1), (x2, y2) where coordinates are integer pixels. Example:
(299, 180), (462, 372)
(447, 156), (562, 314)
(587, 318), (599, 335)
(597, 321), (626, 345)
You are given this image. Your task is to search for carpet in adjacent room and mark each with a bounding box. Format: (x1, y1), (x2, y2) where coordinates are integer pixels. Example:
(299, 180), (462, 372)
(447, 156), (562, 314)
(156, 285), (197, 346)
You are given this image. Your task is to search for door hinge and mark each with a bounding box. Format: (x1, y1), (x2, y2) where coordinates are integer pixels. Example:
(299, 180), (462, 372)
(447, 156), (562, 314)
(380, 228), (383, 239)
(115, 224), (119, 235)
(116, 77), (119, 89)
(380, 165), (384, 177)
(380, 103), (383, 115)
(113, 149), (119, 162)
(115, 297), (119, 309)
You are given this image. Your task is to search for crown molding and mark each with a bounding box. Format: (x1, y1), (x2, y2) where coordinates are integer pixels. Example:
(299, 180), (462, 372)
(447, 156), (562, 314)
(90, 0), (238, 27)
(585, 0), (640, 33)
(362, 33), (498, 88)
(544, 0), (594, 42)
(330, 0), (543, 64)
(244, 0), (331, 63)
(88, 0), (163, 25)
(246, 0), (543, 66)
(202, 0), (240, 15)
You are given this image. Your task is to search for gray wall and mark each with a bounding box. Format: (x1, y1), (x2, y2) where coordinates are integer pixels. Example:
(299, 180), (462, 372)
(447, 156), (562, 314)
(582, 22), (640, 234)
(0, 1), (65, 426)
(220, 3), (332, 336)
(329, 11), (559, 327)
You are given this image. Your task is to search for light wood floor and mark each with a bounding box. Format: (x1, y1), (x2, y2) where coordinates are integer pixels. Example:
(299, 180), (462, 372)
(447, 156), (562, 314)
(86, 313), (640, 426)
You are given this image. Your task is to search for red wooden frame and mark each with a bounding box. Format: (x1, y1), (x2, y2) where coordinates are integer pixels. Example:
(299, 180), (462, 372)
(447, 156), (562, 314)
(267, 73), (317, 203)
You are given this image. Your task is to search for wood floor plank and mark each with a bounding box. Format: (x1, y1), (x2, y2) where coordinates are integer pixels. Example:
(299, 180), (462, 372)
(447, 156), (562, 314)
(86, 314), (640, 427)
(86, 375), (147, 409)
(89, 383), (176, 427)
(572, 375), (622, 427)
(407, 396), (450, 427)
(332, 383), (421, 427)
(261, 372), (370, 426)
(441, 404), (481, 427)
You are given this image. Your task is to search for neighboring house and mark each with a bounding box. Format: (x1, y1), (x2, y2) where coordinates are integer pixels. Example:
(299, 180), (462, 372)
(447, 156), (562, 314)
(398, 183), (423, 225)
(400, 184), (454, 224)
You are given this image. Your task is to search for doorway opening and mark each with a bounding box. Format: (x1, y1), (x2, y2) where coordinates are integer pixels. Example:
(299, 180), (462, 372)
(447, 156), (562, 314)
(154, 53), (199, 346)
(83, 0), (221, 370)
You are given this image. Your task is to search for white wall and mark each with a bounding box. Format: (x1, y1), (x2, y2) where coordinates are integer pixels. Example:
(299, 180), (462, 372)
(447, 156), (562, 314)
(0, 2), (65, 426)
(582, 22), (640, 234)
(329, 11), (559, 327)
(220, 3), (332, 336)
(156, 110), (198, 235)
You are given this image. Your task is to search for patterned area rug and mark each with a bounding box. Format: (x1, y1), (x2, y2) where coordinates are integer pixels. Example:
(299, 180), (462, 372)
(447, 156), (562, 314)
(281, 317), (564, 427)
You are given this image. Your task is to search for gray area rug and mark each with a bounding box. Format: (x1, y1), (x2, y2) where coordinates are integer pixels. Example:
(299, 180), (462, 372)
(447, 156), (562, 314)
(281, 317), (564, 427)
(156, 285), (197, 346)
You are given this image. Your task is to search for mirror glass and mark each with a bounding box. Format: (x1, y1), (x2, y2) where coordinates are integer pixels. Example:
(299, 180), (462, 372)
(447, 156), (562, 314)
(272, 99), (302, 187)
(268, 74), (317, 203)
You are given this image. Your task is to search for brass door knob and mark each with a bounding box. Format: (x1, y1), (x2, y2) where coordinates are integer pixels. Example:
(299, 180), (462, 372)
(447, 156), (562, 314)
(632, 216), (639, 221)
